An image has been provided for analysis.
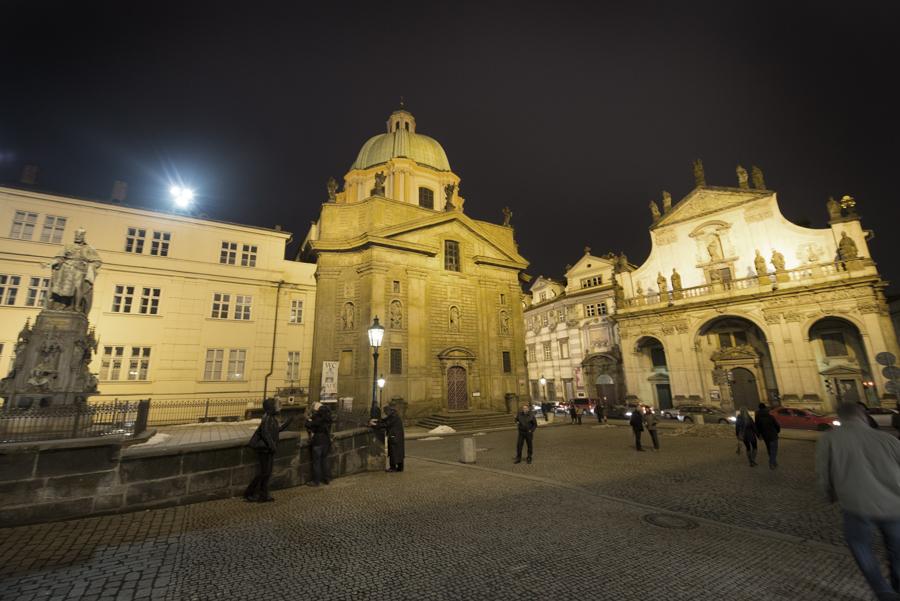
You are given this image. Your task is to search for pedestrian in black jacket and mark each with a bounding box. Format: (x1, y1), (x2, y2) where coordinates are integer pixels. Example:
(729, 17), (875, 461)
(244, 398), (292, 502)
(736, 407), (759, 467)
(305, 402), (334, 486)
(514, 404), (537, 464)
(569, 404), (577, 424)
(370, 405), (405, 472)
(629, 406), (645, 451)
(754, 403), (781, 469)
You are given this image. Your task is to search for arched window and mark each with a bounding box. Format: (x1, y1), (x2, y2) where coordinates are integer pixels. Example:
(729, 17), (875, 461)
(419, 187), (434, 209)
(405, 122), (410, 131)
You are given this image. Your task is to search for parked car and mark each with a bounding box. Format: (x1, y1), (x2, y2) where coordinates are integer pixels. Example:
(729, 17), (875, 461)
(769, 407), (840, 431)
(673, 405), (735, 425)
(607, 404), (639, 420)
(865, 406), (900, 428)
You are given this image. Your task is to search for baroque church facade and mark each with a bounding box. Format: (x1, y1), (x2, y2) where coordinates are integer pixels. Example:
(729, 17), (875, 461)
(302, 109), (529, 418)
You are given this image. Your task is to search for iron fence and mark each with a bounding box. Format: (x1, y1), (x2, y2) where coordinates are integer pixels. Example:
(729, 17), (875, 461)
(144, 398), (265, 426)
(0, 400), (149, 444)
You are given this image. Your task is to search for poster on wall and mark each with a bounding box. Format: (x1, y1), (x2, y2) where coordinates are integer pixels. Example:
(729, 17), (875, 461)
(321, 361), (339, 400)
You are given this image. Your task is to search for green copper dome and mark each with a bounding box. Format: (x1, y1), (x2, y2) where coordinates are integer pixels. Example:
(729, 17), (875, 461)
(350, 110), (451, 172)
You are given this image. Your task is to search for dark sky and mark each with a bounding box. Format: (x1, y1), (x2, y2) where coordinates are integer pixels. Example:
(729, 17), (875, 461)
(2, 1), (898, 288)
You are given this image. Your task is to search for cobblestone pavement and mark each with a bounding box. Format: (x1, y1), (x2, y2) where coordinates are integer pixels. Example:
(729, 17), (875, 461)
(0, 426), (877, 601)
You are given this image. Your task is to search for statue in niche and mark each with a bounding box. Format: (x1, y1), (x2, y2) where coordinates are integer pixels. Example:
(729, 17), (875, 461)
(751, 165), (766, 189)
(648, 200), (661, 221)
(709, 269), (723, 284)
(636, 283), (644, 296)
(838, 232), (858, 261)
(341, 302), (355, 330)
(449, 306), (460, 332)
(736, 165), (749, 189)
(499, 310), (510, 335)
(706, 235), (723, 262)
(326, 177), (338, 202)
(389, 300), (402, 329)
(771, 249), (786, 272)
(372, 172), (386, 196)
(754, 250), (767, 277)
(443, 183), (456, 211)
(671, 268), (682, 291)
(662, 191), (672, 212)
(47, 227), (102, 314)
(826, 196), (841, 221)
(657, 272), (667, 294)
(693, 159), (706, 187)
(502, 206), (512, 227)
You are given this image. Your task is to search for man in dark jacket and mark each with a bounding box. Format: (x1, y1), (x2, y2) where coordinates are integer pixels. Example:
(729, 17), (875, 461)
(305, 402), (334, 486)
(370, 405), (405, 472)
(244, 398), (292, 502)
(629, 406), (645, 451)
(754, 403), (781, 469)
(514, 403), (537, 464)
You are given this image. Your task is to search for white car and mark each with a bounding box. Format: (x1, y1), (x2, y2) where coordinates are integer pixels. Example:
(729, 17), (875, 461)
(866, 407), (899, 429)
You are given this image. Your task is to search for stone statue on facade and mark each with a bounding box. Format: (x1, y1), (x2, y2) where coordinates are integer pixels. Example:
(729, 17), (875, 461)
(751, 165), (766, 189)
(754, 250), (768, 277)
(706, 236), (723, 262)
(771, 249), (786, 272)
(389, 300), (402, 329)
(826, 196), (841, 221)
(372, 172), (386, 196)
(584, 246), (591, 255)
(649, 200), (661, 221)
(662, 191), (672, 213)
(502, 206), (512, 226)
(671, 268), (682, 291)
(449, 306), (460, 332)
(657, 272), (667, 294)
(838, 232), (858, 261)
(736, 165), (749, 189)
(444, 183), (456, 211)
(47, 228), (102, 314)
(499, 310), (510, 335)
(326, 177), (338, 202)
(693, 159), (706, 187)
(342, 303), (355, 330)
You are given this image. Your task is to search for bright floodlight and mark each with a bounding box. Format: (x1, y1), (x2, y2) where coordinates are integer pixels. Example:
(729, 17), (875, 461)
(170, 185), (194, 208)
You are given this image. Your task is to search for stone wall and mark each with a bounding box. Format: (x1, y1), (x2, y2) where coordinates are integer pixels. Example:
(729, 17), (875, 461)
(0, 427), (380, 527)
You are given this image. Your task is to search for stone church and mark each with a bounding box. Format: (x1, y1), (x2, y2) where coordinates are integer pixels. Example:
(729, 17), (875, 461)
(301, 108), (529, 418)
(614, 163), (899, 413)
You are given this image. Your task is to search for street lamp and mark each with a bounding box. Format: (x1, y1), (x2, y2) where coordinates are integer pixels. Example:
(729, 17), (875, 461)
(169, 185), (194, 209)
(539, 374), (547, 406)
(367, 316), (385, 419)
(377, 374), (386, 408)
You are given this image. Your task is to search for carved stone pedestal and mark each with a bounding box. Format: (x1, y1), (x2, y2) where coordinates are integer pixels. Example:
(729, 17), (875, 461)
(774, 270), (789, 283)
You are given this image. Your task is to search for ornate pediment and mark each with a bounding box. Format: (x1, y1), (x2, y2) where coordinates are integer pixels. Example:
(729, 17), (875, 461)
(710, 344), (758, 362)
(654, 188), (770, 229)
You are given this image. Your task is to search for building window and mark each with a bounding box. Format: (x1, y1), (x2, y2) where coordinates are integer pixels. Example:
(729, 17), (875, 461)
(0, 275), (20, 305)
(286, 351), (300, 381)
(25, 277), (50, 307)
(10, 211), (38, 240)
(392, 280), (401, 293)
(127, 347), (152, 381)
(650, 347), (667, 368)
(543, 342), (552, 360)
(584, 304), (596, 317)
(499, 293), (506, 305)
(539, 291), (547, 302)
(390, 348), (403, 374)
(599, 302), (608, 316)
(125, 227), (146, 253)
(211, 293), (231, 319)
(234, 295), (252, 320)
(546, 379), (557, 401)
(227, 349), (247, 380)
(559, 339), (570, 360)
(241, 244), (257, 267)
(444, 240), (460, 272)
(822, 332), (848, 357)
(419, 187), (434, 209)
(528, 345), (536, 362)
(39, 215), (67, 244)
(558, 306), (566, 321)
(204, 349), (224, 380)
(502, 351), (512, 373)
(150, 231), (171, 256)
(101, 346), (125, 380)
(289, 299), (303, 324)
(139, 288), (161, 315)
(220, 241), (238, 265)
(580, 276), (602, 289)
(541, 313), (549, 326)
(111, 285), (136, 313)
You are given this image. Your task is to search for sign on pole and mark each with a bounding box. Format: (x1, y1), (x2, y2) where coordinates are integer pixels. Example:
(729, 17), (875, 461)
(320, 361), (339, 400)
(876, 352), (896, 367)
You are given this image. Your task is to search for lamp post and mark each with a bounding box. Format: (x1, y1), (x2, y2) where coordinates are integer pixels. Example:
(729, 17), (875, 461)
(377, 374), (386, 409)
(539, 374), (547, 417)
(368, 317), (385, 420)
(377, 374), (387, 469)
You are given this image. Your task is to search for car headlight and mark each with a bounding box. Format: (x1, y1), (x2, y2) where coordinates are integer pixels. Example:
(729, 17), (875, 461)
(832, 419), (841, 426)
(625, 411), (632, 417)
(727, 416), (737, 423)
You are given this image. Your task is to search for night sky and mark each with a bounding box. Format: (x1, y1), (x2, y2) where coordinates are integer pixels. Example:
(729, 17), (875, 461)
(2, 1), (898, 288)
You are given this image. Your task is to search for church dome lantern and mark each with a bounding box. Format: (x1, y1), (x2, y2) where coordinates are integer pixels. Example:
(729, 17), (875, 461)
(351, 109), (451, 173)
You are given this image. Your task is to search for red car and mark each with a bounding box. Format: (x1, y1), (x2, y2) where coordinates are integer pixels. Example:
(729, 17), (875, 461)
(768, 407), (841, 431)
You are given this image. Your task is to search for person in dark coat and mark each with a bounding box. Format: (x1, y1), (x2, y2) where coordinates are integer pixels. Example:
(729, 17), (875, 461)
(892, 411), (900, 439)
(244, 398), (292, 502)
(754, 403), (781, 469)
(596, 403), (606, 424)
(575, 405), (584, 425)
(370, 405), (405, 472)
(736, 407), (759, 467)
(644, 406), (660, 451)
(569, 403), (577, 424)
(514, 403), (537, 464)
(305, 402), (334, 486)
(629, 406), (645, 451)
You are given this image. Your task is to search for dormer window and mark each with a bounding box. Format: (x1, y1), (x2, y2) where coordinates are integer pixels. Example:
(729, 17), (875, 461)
(580, 276), (602, 289)
(419, 187), (434, 209)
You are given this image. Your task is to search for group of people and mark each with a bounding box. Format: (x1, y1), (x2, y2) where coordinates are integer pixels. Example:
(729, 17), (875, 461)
(628, 405), (660, 451)
(734, 403), (781, 468)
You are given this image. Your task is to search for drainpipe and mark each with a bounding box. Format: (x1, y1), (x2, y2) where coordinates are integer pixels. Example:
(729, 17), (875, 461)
(262, 281), (284, 400)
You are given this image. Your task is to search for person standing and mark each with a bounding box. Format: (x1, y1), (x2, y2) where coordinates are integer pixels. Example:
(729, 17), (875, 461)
(305, 402), (334, 486)
(644, 406), (660, 451)
(244, 398), (292, 502)
(569, 403), (577, 425)
(754, 403), (781, 469)
(370, 405), (405, 472)
(816, 403), (900, 601)
(575, 404), (583, 425)
(514, 403), (537, 464)
(596, 403), (606, 424)
(630, 406), (645, 451)
(735, 407), (759, 467)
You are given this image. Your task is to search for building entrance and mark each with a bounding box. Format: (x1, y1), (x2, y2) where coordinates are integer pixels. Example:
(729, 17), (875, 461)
(447, 366), (468, 410)
(731, 367), (760, 411)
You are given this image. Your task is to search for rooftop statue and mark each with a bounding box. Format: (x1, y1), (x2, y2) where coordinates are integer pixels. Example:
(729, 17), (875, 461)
(838, 232), (859, 261)
(754, 250), (767, 277)
(826, 196), (841, 220)
(372, 172), (386, 196)
(736, 165), (749, 189)
(326, 177), (338, 202)
(693, 159), (706, 187)
(670, 268), (682, 291)
(662, 191), (672, 212)
(444, 183), (456, 211)
(771, 249), (786, 272)
(649, 200), (661, 221)
(751, 165), (766, 190)
(47, 228), (102, 315)
(502, 206), (512, 227)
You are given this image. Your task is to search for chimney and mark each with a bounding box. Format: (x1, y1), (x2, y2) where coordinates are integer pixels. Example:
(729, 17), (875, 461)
(111, 180), (128, 203)
(20, 164), (39, 185)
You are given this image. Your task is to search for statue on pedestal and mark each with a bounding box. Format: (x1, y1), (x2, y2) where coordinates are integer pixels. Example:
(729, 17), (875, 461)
(771, 249), (786, 272)
(444, 183), (456, 211)
(326, 177), (338, 202)
(751, 165), (766, 190)
(736, 165), (749, 189)
(662, 191), (672, 213)
(826, 197), (841, 221)
(372, 172), (386, 196)
(48, 228), (102, 314)
(671, 268), (682, 291)
(657, 272), (668, 296)
(649, 200), (661, 221)
(838, 232), (859, 261)
(754, 250), (768, 278)
(502, 206), (512, 227)
(693, 159), (706, 187)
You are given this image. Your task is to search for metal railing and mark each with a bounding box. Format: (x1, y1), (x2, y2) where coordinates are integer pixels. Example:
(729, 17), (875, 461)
(144, 398), (265, 426)
(0, 400), (149, 444)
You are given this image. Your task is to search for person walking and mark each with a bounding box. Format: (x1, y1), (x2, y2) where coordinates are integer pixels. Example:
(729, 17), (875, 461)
(644, 406), (660, 451)
(754, 403), (781, 469)
(370, 405), (405, 472)
(575, 404), (583, 425)
(244, 398), (292, 502)
(816, 402), (900, 601)
(305, 402), (334, 486)
(629, 406), (645, 451)
(569, 403), (577, 425)
(514, 403), (537, 464)
(735, 407), (759, 467)
(596, 402), (606, 424)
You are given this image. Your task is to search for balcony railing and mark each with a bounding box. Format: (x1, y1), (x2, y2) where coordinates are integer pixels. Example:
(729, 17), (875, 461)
(0, 400), (149, 444)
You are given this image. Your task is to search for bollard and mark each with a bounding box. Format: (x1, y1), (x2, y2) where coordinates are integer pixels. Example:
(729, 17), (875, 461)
(459, 437), (476, 464)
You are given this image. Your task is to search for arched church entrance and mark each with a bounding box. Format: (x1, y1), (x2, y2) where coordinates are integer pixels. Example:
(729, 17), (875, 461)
(447, 366), (468, 410)
(730, 367), (760, 411)
(809, 317), (876, 406)
(635, 337), (671, 410)
(582, 353), (624, 407)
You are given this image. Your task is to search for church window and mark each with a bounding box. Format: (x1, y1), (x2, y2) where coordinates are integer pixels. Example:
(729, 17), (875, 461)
(39, 215), (67, 244)
(527, 345), (536, 362)
(559, 339), (569, 359)
(150, 231), (171, 256)
(390, 348), (403, 374)
(546, 379), (557, 401)
(543, 342), (552, 360)
(405, 122), (409, 131)
(650, 347), (667, 368)
(502, 351), (512, 373)
(392, 280), (401, 293)
(541, 313), (548, 327)
(539, 291), (547, 302)
(580, 276), (602, 289)
(419, 187), (434, 209)
(10, 210), (38, 240)
(444, 240), (460, 271)
(499, 293), (506, 305)
(822, 332), (848, 357)
(25, 277), (49, 307)
(125, 227), (146, 253)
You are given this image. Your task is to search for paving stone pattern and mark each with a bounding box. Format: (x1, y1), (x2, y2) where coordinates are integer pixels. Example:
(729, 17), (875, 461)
(0, 426), (876, 601)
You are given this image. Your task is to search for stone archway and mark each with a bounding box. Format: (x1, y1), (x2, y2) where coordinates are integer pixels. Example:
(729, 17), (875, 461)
(809, 316), (876, 406)
(697, 316), (777, 409)
(438, 346), (476, 411)
(582, 352), (624, 405)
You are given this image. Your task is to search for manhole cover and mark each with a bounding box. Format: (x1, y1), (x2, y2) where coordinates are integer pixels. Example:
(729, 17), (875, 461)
(642, 513), (700, 530)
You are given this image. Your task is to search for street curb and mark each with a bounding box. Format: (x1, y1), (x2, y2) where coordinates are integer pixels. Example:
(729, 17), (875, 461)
(405, 418), (571, 440)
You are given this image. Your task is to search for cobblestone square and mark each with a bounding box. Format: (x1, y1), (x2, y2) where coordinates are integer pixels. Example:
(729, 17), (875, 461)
(0, 425), (879, 600)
